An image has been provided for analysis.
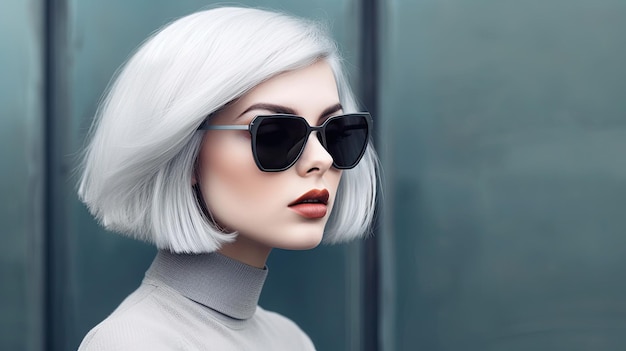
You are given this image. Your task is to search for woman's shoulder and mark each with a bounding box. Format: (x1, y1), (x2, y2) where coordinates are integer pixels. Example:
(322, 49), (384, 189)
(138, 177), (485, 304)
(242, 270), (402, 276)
(77, 282), (189, 350)
(78, 313), (186, 351)
(253, 306), (316, 350)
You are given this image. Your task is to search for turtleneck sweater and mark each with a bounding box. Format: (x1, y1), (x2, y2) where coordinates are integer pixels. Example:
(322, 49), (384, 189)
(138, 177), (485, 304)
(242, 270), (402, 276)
(77, 250), (316, 350)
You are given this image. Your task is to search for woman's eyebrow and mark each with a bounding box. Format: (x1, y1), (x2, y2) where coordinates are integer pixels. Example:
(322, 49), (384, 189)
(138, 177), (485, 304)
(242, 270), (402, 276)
(238, 103), (296, 118)
(319, 103), (343, 118)
(238, 102), (343, 120)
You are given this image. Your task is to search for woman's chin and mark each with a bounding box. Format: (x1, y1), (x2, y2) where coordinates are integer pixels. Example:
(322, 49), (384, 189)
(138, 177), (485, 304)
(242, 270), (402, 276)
(276, 233), (324, 251)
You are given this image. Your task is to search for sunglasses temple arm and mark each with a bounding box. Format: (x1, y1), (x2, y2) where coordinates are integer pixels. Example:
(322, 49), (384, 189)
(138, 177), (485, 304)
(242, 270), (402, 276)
(202, 125), (250, 130)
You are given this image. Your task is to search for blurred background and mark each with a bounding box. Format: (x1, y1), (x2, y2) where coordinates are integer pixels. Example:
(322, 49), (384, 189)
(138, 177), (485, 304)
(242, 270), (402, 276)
(2, 0), (626, 350)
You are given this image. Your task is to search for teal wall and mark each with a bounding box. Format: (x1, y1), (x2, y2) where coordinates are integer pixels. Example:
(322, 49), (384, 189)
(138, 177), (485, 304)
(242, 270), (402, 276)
(0, 1), (45, 350)
(380, 0), (626, 350)
(2, 0), (626, 350)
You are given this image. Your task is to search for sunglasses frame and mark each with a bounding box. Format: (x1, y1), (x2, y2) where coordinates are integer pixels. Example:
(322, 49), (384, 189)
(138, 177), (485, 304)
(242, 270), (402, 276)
(199, 113), (372, 172)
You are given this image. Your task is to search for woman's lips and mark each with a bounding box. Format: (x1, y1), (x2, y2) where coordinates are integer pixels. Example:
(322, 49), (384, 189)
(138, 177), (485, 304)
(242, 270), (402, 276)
(289, 189), (329, 219)
(289, 203), (328, 219)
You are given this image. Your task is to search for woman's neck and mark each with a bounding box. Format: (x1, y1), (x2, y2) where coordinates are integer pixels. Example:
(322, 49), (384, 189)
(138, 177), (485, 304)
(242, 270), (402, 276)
(218, 236), (272, 268)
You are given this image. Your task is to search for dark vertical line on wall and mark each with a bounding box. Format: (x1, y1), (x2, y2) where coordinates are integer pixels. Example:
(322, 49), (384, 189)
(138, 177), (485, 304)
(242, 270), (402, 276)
(44, 0), (70, 350)
(359, 0), (380, 350)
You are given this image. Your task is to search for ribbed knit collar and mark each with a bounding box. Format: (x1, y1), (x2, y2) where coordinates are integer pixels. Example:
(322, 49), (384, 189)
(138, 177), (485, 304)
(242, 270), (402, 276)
(145, 250), (268, 320)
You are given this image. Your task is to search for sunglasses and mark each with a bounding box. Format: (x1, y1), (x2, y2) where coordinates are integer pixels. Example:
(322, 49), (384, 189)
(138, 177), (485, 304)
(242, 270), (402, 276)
(199, 113), (372, 172)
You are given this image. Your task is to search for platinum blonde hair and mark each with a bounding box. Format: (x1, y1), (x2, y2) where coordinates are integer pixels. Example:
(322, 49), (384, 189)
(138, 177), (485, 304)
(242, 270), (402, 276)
(78, 7), (379, 253)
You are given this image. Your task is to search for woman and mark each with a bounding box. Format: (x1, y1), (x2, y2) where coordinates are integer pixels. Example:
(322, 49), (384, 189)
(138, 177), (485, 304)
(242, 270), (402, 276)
(77, 6), (378, 350)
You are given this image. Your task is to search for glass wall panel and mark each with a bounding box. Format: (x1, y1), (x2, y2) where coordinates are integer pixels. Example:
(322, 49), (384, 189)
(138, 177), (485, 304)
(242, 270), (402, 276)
(380, 1), (626, 350)
(0, 1), (44, 350)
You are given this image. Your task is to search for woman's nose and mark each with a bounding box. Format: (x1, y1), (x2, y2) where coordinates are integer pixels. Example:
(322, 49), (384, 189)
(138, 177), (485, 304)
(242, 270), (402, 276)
(295, 132), (333, 175)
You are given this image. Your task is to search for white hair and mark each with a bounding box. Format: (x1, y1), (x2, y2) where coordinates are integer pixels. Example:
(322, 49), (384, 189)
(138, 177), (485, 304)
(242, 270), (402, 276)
(78, 7), (379, 253)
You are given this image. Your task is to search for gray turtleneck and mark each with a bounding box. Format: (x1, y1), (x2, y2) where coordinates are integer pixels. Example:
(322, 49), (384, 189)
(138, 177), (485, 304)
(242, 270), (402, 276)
(78, 251), (316, 350)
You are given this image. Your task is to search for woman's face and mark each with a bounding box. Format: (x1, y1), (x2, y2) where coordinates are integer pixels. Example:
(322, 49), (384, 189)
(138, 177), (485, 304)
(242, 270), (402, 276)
(196, 60), (343, 266)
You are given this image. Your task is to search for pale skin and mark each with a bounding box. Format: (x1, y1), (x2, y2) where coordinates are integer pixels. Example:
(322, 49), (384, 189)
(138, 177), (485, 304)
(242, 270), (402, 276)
(194, 60), (343, 268)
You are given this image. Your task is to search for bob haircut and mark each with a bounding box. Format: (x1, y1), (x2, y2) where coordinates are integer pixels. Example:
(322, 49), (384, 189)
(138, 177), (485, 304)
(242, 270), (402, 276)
(78, 7), (379, 253)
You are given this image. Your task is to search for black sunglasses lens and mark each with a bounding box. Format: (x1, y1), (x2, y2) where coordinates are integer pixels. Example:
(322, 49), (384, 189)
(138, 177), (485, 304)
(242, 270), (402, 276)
(324, 115), (369, 168)
(255, 117), (307, 170)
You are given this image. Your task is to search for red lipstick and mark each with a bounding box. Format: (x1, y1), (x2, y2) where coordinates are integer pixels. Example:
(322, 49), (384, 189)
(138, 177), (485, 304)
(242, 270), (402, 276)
(288, 189), (330, 219)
